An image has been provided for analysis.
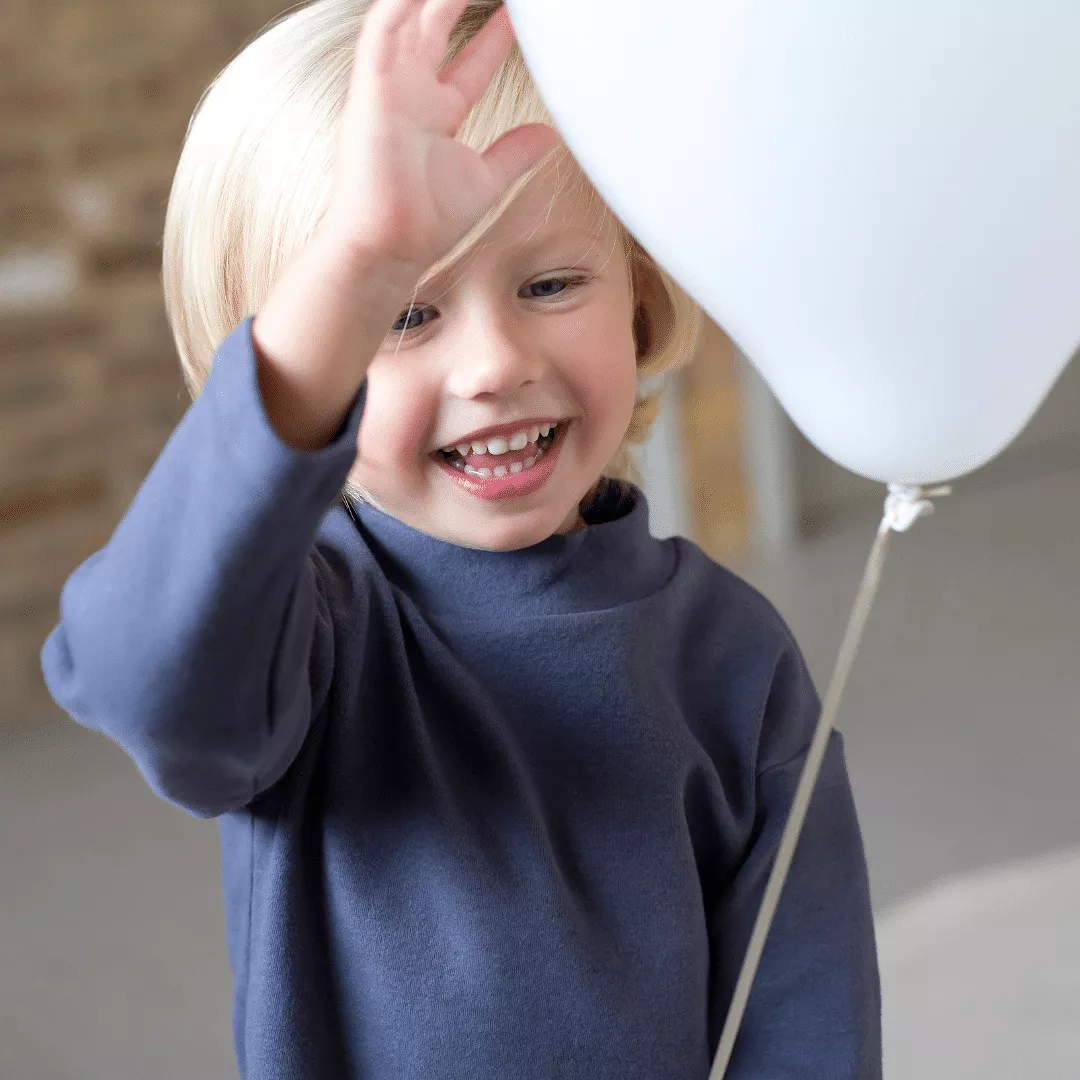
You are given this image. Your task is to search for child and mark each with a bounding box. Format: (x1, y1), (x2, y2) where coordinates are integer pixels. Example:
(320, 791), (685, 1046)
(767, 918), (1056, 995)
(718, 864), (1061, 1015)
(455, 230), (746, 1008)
(42, 0), (882, 1076)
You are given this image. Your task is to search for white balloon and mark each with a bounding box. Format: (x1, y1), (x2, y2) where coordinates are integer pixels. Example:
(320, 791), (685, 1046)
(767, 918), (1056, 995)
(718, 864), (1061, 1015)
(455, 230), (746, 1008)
(506, 0), (1080, 484)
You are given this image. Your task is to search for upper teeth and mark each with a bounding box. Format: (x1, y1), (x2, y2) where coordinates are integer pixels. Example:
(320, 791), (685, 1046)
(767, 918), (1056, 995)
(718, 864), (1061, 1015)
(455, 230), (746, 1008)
(451, 423), (554, 457)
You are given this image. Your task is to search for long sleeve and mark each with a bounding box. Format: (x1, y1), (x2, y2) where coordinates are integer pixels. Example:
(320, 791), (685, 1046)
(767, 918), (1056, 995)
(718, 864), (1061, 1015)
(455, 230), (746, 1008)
(41, 318), (365, 819)
(708, 646), (883, 1078)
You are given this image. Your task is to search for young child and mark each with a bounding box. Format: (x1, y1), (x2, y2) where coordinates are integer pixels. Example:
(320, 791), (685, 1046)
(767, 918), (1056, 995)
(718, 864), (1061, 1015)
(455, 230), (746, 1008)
(42, 0), (881, 1076)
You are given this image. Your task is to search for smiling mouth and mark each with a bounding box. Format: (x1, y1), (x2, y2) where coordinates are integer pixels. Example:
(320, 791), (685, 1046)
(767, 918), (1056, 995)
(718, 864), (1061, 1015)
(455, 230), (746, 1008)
(433, 421), (569, 502)
(436, 422), (561, 477)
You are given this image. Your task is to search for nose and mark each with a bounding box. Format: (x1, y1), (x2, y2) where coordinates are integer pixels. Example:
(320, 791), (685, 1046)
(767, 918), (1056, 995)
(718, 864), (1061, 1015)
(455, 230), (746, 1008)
(443, 310), (546, 401)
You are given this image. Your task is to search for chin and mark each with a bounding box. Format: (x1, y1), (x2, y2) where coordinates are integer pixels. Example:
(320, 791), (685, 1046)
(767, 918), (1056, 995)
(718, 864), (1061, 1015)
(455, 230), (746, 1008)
(461, 507), (569, 552)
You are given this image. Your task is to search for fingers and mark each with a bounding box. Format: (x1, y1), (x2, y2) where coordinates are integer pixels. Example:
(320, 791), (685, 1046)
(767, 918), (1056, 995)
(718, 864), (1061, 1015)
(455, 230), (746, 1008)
(359, 0), (446, 74)
(419, 0), (476, 56)
(437, 3), (516, 106)
(356, 0), (419, 78)
(481, 122), (560, 192)
(360, 0), (498, 88)
(357, 0), (515, 131)
(366, 0), (475, 69)
(366, 0), (425, 37)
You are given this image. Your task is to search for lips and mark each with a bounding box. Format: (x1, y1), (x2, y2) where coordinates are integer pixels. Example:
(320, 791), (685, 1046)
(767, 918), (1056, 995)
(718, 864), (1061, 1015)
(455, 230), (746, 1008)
(434, 420), (569, 501)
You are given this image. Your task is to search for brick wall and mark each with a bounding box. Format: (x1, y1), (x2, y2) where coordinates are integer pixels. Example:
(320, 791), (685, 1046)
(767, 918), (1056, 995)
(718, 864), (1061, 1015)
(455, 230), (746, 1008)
(0, 0), (287, 724)
(0, 0), (749, 726)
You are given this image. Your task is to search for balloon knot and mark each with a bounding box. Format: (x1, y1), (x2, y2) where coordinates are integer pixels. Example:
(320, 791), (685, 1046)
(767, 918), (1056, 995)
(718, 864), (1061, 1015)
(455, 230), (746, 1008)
(880, 483), (952, 534)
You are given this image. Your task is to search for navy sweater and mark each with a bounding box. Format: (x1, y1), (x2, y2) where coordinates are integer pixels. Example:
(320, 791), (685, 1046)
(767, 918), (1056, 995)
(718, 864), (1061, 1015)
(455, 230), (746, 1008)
(42, 318), (881, 1079)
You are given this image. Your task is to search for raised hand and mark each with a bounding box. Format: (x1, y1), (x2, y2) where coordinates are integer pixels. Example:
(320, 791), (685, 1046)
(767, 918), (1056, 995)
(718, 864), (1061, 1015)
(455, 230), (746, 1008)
(325, 0), (560, 273)
(253, 0), (559, 451)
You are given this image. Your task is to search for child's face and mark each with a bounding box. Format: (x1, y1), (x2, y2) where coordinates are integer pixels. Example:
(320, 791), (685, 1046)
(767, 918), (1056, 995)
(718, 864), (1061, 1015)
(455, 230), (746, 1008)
(349, 164), (639, 551)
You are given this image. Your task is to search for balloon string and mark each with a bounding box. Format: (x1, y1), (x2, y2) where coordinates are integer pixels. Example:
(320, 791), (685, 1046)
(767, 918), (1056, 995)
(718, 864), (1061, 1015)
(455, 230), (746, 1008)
(708, 482), (951, 1080)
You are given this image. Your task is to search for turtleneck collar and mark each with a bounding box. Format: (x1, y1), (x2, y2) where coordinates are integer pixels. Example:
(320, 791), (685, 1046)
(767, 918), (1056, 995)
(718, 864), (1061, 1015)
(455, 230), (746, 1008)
(342, 480), (677, 618)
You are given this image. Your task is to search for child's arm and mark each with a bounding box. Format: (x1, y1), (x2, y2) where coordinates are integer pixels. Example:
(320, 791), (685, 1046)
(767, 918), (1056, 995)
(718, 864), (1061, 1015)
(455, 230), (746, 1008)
(709, 649), (883, 1078)
(41, 314), (372, 818)
(39, 0), (557, 819)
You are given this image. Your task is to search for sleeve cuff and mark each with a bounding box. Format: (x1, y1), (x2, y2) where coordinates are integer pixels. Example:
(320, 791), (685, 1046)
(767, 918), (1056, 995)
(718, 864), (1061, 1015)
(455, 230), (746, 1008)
(203, 316), (366, 495)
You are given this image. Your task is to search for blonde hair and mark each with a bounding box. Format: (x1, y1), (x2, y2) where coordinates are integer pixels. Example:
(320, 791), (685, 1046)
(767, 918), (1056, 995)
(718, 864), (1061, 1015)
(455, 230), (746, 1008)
(163, 0), (704, 488)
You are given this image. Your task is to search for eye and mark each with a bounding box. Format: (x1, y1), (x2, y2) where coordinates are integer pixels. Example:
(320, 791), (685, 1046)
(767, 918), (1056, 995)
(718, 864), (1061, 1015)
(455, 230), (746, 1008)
(390, 304), (433, 334)
(523, 275), (589, 300)
(389, 276), (590, 336)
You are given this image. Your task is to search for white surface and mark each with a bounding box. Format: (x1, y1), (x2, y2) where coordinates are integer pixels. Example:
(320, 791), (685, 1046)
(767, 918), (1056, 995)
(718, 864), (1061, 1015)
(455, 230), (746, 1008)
(507, 0), (1080, 483)
(878, 848), (1080, 1079)
(796, 353), (1080, 529)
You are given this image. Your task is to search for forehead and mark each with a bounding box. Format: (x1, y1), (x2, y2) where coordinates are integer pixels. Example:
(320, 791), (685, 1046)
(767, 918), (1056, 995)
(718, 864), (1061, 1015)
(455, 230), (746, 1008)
(426, 162), (618, 286)
(413, 144), (626, 298)
(500, 163), (611, 241)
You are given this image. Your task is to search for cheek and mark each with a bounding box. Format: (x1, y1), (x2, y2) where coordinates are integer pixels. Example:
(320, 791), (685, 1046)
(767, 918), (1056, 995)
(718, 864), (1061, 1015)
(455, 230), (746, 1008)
(574, 311), (639, 429)
(356, 364), (438, 469)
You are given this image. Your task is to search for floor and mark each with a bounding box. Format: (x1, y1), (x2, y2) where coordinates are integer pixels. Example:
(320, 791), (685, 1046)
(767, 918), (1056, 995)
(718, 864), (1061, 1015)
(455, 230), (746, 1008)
(2, 461), (1078, 1079)
(875, 845), (1080, 1079)
(740, 459), (1080, 911)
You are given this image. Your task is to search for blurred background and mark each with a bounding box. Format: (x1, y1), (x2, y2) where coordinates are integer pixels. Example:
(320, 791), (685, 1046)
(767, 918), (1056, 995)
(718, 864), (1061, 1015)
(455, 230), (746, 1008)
(2, 2), (1078, 1077)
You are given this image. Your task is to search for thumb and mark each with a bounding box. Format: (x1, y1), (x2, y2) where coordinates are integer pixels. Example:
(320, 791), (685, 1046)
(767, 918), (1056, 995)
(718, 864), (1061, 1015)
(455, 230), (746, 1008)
(481, 123), (562, 194)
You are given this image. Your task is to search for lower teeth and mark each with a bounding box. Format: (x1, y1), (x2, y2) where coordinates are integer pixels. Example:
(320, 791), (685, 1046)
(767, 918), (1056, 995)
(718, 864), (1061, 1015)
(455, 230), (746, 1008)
(461, 447), (543, 477)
